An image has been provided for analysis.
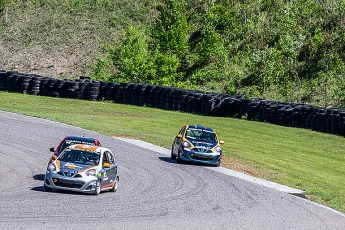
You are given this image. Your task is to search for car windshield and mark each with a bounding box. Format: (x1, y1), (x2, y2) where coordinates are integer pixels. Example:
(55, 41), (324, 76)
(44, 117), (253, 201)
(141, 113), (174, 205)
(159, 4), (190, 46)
(59, 139), (95, 152)
(58, 149), (100, 166)
(186, 128), (217, 143)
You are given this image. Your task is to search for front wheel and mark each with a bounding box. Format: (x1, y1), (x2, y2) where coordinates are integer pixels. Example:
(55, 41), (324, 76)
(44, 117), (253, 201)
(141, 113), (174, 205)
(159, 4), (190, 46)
(177, 150), (182, 164)
(94, 179), (101, 196)
(171, 146), (176, 160)
(44, 184), (53, 192)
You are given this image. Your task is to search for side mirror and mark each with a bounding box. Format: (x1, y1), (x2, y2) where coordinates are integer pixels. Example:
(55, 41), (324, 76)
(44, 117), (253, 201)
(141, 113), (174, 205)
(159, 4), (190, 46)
(219, 140), (224, 144)
(51, 155), (57, 160)
(50, 147), (55, 152)
(176, 134), (183, 138)
(103, 162), (111, 168)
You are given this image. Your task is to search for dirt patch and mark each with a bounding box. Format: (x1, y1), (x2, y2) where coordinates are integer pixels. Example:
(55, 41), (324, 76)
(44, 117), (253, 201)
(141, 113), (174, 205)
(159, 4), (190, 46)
(221, 157), (267, 177)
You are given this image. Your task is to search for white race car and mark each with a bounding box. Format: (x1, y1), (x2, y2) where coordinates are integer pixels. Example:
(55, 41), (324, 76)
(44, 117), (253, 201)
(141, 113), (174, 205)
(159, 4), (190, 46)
(44, 144), (119, 195)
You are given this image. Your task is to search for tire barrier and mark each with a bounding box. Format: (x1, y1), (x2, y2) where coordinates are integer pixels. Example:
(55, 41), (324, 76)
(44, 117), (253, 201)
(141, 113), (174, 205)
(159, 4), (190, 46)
(88, 80), (100, 101)
(106, 82), (118, 102)
(98, 81), (108, 101)
(1, 70), (345, 137)
(0, 70), (7, 91)
(20, 74), (31, 94)
(31, 75), (43, 96)
(147, 84), (156, 107)
(12, 73), (22, 93)
(138, 83), (148, 106)
(47, 78), (57, 97)
(78, 79), (90, 100)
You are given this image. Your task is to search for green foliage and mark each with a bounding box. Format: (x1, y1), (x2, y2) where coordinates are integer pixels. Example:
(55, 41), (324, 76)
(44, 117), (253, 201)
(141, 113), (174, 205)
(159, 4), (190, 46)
(112, 26), (153, 83)
(151, 0), (189, 58)
(3, 0), (345, 108)
(246, 47), (285, 96)
(87, 0), (345, 108)
(90, 50), (116, 82)
(0, 0), (9, 12)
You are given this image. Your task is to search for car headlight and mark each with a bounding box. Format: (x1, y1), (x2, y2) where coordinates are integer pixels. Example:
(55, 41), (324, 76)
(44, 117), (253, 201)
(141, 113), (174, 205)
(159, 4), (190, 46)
(85, 169), (97, 176)
(215, 146), (221, 152)
(47, 163), (56, 172)
(183, 141), (190, 148)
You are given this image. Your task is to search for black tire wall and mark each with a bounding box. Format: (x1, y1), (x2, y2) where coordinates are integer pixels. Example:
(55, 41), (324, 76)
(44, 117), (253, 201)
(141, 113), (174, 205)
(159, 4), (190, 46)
(1, 70), (345, 137)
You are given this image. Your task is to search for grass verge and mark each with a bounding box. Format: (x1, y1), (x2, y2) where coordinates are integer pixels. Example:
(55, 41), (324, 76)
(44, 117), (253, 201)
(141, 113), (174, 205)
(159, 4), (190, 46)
(1, 91), (345, 213)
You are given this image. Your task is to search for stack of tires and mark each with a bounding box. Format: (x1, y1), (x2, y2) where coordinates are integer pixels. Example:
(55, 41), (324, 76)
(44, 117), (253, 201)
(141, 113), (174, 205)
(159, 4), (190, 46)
(98, 82), (108, 101)
(138, 84), (148, 106)
(55, 79), (67, 98)
(12, 73), (22, 93)
(129, 83), (139, 105)
(78, 78), (90, 100)
(121, 83), (131, 104)
(106, 82), (118, 102)
(20, 74), (32, 94)
(146, 84), (156, 107)
(88, 81), (100, 101)
(6, 71), (17, 92)
(66, 80), (79, 98)
(47, 78), (58, 97)
(0, 70), (7, 91)
(176, 89), (189, 112)
(30, 75), (43, 96)
(2, 69), (345, 138)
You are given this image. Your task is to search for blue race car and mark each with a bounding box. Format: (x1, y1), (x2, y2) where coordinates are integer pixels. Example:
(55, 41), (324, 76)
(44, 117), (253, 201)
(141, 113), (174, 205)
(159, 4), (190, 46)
(171, 125), (224, 166)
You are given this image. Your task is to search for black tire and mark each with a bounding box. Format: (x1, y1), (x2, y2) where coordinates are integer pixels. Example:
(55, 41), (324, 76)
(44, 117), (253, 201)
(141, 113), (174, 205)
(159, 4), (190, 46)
(44, 184), (53, 192)
(177, 150), (182, 164)
(110, 176), (119, 192)
(94, 179), (101, 196)
(170, 146), (176, 160)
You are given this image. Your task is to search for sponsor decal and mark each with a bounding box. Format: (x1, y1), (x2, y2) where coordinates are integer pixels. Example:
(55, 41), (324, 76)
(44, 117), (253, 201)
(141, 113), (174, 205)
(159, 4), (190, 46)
(65, 140), (95, 145)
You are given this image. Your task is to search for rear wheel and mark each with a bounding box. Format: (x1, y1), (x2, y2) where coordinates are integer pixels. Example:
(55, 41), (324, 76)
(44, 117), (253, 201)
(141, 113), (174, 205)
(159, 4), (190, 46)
(110, 176), (119, 192)
(94, 179), (101, 195)
(44, 184), (53, 192)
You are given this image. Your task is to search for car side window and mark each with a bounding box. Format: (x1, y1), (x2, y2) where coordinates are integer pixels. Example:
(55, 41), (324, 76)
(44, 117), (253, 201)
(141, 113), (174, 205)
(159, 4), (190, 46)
(107, 152), (115, 164)
(103, 151), (114, 164)
(103, 153), (109, 163)
(179, 126), (186, 136)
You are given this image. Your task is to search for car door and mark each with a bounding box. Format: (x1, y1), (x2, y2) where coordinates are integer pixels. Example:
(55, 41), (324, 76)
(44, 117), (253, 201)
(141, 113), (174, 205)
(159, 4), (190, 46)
(101, 151), (117, 188)
(173, 126), (186, 155)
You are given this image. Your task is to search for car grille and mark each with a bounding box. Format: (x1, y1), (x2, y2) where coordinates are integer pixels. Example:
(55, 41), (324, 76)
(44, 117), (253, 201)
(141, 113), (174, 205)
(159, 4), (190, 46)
(190, 155), (215, 161)
(57, 171), (82, 178)
(53, 178), (84, 188)
(194, 147), (213, 153)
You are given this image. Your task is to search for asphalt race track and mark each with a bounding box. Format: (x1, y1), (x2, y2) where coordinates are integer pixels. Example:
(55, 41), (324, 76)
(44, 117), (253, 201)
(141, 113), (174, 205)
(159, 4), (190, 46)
(0, 110), (344, 230)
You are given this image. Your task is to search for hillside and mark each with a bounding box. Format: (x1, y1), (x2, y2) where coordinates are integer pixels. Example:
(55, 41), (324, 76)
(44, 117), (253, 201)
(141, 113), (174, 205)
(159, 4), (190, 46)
(1, 0), (345, 108)
(0, 0), (158, 79)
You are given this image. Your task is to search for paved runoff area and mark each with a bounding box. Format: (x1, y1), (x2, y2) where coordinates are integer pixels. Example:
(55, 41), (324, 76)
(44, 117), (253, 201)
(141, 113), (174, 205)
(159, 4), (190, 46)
(115, 137), (305, 197)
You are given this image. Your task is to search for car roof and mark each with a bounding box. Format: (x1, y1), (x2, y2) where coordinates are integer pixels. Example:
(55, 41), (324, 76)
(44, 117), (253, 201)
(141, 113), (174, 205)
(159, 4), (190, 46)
(71, 144), (101, 152)
(63, 135), (98, 142)
(187, 124), (214, 132)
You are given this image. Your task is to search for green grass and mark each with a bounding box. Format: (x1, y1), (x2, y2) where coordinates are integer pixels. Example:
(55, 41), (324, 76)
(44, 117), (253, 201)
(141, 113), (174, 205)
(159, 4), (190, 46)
(1, 91), (345, 213)
(0, 0), (158, 79)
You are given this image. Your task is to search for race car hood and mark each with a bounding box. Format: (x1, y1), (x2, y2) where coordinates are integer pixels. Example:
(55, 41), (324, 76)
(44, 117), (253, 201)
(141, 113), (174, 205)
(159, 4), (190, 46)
(57, 161), (96, 174)
(189, 140), (217, 149)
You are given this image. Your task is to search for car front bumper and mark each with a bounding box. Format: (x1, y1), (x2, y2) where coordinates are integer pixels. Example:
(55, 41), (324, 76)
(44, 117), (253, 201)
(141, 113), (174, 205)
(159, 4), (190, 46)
(44, 171), (98, 194)
(180, 149), (221, 166)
